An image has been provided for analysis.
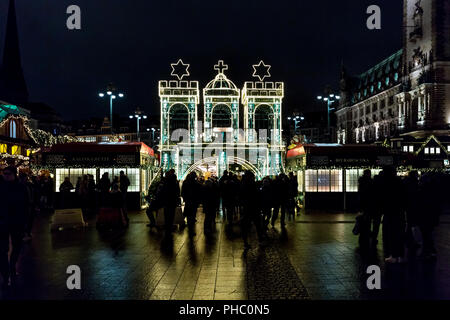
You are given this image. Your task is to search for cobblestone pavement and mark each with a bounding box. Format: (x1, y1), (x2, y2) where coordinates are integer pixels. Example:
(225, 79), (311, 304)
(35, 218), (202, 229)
(1, 209), (450, 300)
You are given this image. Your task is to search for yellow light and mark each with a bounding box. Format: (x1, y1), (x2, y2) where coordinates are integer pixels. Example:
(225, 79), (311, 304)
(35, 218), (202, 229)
(0, 144), (7, 153)
(11, 145), (20, 155)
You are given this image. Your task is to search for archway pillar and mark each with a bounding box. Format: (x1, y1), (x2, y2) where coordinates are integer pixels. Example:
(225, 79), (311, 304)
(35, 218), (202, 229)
(242, 81), (284, 146)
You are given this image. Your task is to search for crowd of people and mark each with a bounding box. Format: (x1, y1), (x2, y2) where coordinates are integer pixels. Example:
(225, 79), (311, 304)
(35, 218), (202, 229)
(146, 169), (299, 248)
(1, 163), (448, 289)
(0, 166), (47, 289)
(357, 167), (447, 263)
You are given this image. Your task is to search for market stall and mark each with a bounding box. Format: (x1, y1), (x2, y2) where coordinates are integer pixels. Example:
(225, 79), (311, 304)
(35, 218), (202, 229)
(33, 142), (157, 210)
(286, 143), (395, 211)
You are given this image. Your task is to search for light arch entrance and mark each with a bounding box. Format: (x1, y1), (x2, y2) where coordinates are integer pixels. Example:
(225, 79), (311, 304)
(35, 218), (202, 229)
(181, 156), (262, 181)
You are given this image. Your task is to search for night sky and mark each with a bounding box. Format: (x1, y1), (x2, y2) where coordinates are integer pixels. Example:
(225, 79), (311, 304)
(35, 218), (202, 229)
(0, 0), (403, 121)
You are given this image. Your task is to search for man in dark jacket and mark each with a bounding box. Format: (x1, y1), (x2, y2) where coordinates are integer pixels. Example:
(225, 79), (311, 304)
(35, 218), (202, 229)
(240, 171), (265, 248)
(358, 169), (373, 250)
(182, 172), (201, 236)
(97, 172), (111, 206)
(0, 166), (29, 288)
(162, 170), (181, 235)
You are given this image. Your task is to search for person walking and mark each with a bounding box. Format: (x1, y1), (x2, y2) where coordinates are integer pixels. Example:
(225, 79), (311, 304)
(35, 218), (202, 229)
(0, 166), (29, 288)
(161, 170), (180, 236)
(418, 172), (440, 259)
(271, 174), (289, 228)
(404, 171), (421, 254)
(59, 177), (74, 209)
(182, 172), (201, 236)
(288, 172), (298, 220)
(79, 175), (89, 217)
(381, 166), (406, 263)
(202, 178), (217, 236)
(119, 171), (130, 225)
(98, 172), (111, 207)
(259, 176), (273, 231)
(357, 169), (374, 251)
(240, 171), (265, 248)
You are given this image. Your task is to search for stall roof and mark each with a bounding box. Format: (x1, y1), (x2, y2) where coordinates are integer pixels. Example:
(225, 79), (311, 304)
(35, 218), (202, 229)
(43, 142), (154, 157)
(287, 143), (390, 158)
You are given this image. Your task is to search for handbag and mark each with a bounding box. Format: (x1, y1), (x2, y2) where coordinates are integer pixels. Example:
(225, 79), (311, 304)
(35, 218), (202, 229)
(173, 206), (186, 226)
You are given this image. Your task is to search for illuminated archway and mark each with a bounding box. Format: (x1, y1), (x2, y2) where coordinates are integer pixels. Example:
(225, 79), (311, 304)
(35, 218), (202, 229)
(181, 156), (262, 181)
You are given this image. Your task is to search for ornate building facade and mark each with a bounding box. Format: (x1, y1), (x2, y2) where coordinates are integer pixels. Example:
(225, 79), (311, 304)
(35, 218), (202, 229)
(337, 0), (450, 163)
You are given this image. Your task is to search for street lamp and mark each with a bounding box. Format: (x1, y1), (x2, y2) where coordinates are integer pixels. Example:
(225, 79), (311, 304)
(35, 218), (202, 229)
(147, 127), (156, 145)
(130, 108), (147, 142)
(99, 83), (124, 134)
(317, 93), (340, 133)
(287, 115), (305, 134)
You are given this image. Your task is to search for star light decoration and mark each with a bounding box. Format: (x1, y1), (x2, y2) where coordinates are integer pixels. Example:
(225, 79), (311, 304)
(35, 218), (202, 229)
(252, 60), (271, 82)
(170, 59), (190, 80)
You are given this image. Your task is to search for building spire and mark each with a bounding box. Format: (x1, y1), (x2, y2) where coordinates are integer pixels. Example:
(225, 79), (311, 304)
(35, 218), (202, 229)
(0, 0), (29, 104)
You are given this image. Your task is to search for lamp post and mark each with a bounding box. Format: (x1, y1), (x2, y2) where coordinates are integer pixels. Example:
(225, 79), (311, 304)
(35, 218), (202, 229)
(147, 127), (156, 145)
(317, 93), (340, 133)
(287, 115), (305, 135)
(130, 108), (147, 142)
(99, 83), (124, 134)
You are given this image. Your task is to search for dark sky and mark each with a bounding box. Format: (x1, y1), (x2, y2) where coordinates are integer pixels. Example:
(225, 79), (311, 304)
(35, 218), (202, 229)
(0, 0), (403, 121)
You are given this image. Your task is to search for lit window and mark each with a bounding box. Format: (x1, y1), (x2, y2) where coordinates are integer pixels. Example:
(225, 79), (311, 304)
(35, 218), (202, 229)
(430, 148), (435, 154)
(56, 168), (97, 193)
(448, 146), (450, 152)
(0, 144), (7, 153)
(403, 146), (408, 152)
(345, 169), (361, 192)
(436, 148), (440, 154)
(11, 145), (20, 155)
(126, 168), (140, 192)
(9, 120), (17, 138)
(305, 170), (318, 192)
(424, 147), (429, 154)
(27, 149), (31, 157)
(317, 170), (330, 192)
(330, 170), (343, 192)
(409, 145), (414, 152)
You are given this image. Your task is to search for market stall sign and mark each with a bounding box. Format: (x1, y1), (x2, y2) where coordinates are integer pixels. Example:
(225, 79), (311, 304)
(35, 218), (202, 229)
(43, 153), (139, 167)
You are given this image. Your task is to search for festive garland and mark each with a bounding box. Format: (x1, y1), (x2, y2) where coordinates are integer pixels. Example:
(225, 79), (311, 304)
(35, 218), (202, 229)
(0, 114), (79, 149)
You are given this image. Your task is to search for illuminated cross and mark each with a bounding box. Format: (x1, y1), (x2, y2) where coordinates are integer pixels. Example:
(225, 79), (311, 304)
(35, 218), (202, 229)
(171, 59), (190, 80)
(252, 60), (271, 81)
(214, 60), (228, 74)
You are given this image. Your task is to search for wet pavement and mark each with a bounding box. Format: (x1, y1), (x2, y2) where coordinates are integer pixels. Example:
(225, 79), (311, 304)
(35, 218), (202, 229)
(2, 208), (450, 300)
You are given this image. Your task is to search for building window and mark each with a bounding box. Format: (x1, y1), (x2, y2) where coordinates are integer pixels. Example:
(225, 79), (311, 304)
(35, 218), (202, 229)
(409, 145), (414, 153)
(345, 169), (360, 192)
(330, 170), (343, 192)
(317, 170), (330, 192)
(11, 145), (21, 155)
(448, 146), (450, 152)
(436, 147), (440, 154)
(0, 144), (7, 153)
(403, 146), (408, 152)
(430, 148), (435, 154)
(305, 170), (318, 192)
(389, 96), (394, 106)
(424, 147), (429, 154)
(55, 169), (97, 193)
(9, 120), (17, 138)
